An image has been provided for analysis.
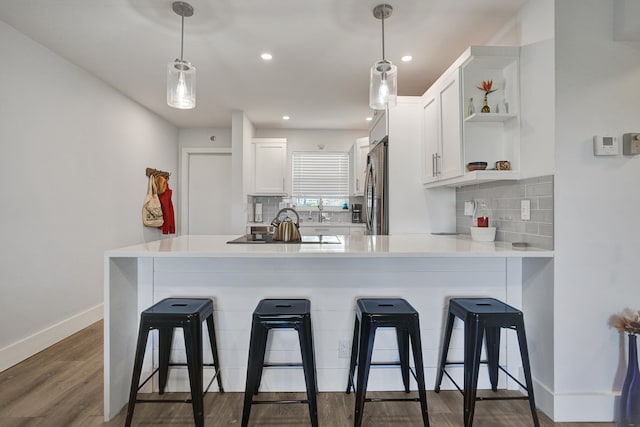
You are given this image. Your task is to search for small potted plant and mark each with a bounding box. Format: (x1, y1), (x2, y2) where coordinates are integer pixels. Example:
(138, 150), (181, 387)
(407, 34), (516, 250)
(477, 80), (497, 113)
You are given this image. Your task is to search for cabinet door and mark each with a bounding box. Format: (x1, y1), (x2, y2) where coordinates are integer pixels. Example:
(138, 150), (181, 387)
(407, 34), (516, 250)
(349, 226), (366, 236)
(352, 137), (369, 195)
(422, 94), (439, 184)
(254, 141), (286, 194)
(438, 70), (463, 181)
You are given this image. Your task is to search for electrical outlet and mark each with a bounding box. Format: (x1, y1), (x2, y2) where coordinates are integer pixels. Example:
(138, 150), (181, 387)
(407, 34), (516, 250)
(464, 201), (474, 216)
(338, 339), (351, 359)
(521, 200), (531, 221)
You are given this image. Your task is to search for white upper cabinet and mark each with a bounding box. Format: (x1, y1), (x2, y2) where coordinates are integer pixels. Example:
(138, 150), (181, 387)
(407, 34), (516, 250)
(422, 69), (463, 184)
(350, 137), (369, 196)
(422, 46), (521, 188)
(253, 138), (287, 195)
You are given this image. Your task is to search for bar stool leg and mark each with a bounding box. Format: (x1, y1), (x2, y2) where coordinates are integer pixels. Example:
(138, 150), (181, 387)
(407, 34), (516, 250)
(354, 320), (375, 427)
(346, 316), (360, 394)
(484, 326), (500, 391)
(125, 322), (151, 427)
(434, 311), (456, 392)
(242, 322), (268, 427)
(463, 318), (483, 427)
(299, 319), (319, 427)
(516, 322), (540, 427)
(409, 320), (430, 427)
(396, 326), (411, 393)
(158, 327), (173, 394)
(206, 314), (225, 392)
(252, 326), (269, 395)
(184, 321), (205, 427)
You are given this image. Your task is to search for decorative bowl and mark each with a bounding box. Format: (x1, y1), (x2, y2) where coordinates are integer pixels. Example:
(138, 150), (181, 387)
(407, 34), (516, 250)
(466, 162), (488, 171)
(470, 226), (496, 242)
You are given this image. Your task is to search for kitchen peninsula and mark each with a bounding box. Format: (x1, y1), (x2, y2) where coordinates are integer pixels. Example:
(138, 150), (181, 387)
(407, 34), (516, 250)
(104, 234), (553, 421)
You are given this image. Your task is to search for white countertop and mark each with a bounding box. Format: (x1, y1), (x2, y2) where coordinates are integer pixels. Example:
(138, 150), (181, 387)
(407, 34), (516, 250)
(247, 222), (365, 228)
(106, 234), (553, 259)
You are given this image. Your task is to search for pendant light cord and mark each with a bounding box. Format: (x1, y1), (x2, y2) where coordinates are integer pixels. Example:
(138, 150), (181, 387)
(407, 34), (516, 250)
(381, 11), (385, 61)
(180, 14), (185, 61)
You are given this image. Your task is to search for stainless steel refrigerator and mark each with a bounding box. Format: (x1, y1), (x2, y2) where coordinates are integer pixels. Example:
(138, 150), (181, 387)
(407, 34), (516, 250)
(363, 137), (388, 235)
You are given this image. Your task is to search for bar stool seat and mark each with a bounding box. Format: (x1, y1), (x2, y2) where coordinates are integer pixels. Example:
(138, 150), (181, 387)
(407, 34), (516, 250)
(125, 298), (224, 427)
(346, 298), (430, 427)
(241, 299), (318, 427)
(434, 297), (539, 427)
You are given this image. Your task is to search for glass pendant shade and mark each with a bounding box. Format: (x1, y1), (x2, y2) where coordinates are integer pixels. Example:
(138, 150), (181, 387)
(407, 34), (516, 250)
(369, 59), (397, 110)
(167, 59), (196, 109)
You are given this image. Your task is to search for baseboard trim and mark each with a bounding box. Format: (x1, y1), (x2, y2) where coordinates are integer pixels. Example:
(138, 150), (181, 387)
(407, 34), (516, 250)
(0, 303), (103, 372)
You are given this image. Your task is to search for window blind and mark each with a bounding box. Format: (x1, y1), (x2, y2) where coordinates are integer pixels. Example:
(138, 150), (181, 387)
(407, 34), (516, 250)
(292, 152), (350, 197)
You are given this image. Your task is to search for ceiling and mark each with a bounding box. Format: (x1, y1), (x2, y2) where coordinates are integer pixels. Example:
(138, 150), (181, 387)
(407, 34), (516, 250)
(0, 0), (526, 130)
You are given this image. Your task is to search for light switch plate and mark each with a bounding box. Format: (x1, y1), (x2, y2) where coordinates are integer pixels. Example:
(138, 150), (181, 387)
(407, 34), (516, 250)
(464, 201), (474, 216)
(521, 200), (531, 221)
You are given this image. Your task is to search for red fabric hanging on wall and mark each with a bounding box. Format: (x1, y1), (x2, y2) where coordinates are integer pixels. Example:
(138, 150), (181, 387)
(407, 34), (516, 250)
(157, 177), (175, 235)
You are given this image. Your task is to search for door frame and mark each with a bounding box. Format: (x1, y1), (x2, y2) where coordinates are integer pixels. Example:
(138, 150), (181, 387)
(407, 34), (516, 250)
(180, 147), (232, 235)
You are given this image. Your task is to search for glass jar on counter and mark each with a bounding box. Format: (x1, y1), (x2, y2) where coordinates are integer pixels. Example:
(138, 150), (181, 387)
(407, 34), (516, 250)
(472, 199), (491, 227)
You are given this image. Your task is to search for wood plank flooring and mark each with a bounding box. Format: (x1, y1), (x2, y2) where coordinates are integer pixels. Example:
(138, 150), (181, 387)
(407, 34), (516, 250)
(0, 321), (614, 426)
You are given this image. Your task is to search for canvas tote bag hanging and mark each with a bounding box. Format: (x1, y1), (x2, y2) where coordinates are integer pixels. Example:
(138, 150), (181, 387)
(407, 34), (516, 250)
(142, 175), (164, 227)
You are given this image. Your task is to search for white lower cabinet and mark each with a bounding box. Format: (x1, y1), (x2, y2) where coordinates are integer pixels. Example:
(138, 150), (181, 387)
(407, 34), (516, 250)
(349, 227), (366, 236)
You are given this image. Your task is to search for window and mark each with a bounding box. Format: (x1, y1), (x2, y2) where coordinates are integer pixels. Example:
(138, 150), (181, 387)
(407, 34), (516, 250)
(292, 152), (350, 209)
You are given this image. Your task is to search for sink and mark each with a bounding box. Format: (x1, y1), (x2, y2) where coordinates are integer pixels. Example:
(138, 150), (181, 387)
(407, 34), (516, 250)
(227, 234), (341, 244)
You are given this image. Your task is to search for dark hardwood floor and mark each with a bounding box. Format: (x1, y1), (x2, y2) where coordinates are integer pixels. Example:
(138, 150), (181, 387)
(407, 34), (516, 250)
(0, 321), (614, 426)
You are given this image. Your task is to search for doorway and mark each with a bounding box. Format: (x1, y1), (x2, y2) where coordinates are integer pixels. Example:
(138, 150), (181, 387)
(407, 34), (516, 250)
(180, 148), (233, 235)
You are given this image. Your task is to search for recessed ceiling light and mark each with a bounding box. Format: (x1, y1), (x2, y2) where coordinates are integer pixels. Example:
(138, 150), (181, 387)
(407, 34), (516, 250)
(282, 115), (290, 120)
(261, 53), (273, 60)
(401, 55), (413, 62)
(366, 117), (373, 121)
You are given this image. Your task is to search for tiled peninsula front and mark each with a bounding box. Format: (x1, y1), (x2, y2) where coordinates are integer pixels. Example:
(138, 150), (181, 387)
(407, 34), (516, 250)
(104, 234), (553, 421)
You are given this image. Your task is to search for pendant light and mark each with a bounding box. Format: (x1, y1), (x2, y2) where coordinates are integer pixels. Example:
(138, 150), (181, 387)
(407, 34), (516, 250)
(369, 4), (397, 110)
(167, 1), (196, 109)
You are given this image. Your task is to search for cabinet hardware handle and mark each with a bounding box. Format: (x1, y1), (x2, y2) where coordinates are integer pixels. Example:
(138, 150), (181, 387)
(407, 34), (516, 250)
(432, 153), (436, 177)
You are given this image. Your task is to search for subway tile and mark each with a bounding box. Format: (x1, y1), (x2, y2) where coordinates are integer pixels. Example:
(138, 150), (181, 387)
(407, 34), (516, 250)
(538, 196), (554, 210)
(455, 175), (554, 245)
(525, 182), (553, 197)
(539, 223), (554, 237)
(530, 209), (553, 223)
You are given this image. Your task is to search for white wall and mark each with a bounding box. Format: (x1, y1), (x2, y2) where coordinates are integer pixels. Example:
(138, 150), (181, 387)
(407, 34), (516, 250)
(488, 0), (555, 179)
(0, 21), (178, 371)
(256, 128), (366, 201)
(490, 0), (640, 421)
(553, 0), (640, 421)
(178, 128), (232, 149)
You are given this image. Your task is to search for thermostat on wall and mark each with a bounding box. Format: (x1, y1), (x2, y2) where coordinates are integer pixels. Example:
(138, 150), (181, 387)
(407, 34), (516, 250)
(593, 135), (619, 156)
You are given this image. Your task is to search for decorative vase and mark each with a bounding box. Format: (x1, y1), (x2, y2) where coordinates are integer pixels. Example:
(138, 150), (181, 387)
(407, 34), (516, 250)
(619, 334), (640, 427)
(481, 95), (490, 113)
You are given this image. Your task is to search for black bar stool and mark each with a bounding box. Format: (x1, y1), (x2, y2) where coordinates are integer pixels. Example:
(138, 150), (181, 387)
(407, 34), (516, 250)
(241, 299), (318, 427)
(434, 297), (539, 427)
(125, 298), (224, 427)
(346, 298), (429, 427)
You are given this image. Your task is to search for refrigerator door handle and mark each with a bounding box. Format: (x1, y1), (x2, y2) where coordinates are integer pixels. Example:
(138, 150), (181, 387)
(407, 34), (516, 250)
(363, 161), (374, 233)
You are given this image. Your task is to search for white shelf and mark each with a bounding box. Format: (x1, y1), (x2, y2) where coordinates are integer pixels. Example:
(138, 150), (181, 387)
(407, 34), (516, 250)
(464, 113), (517, 123)
(423, 170), (520, 189)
